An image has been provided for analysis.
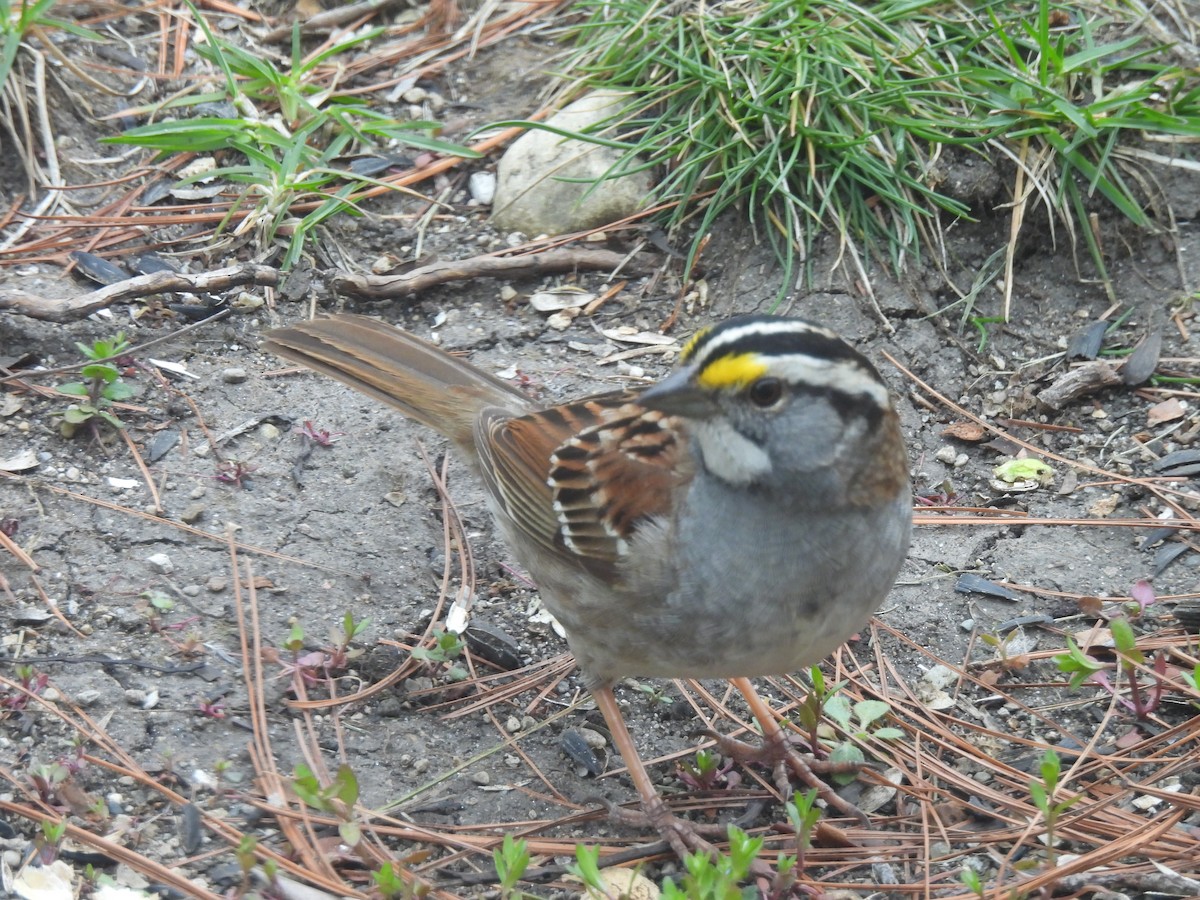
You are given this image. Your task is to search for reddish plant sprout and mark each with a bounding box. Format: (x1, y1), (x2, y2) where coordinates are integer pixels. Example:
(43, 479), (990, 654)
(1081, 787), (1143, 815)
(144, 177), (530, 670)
(2, 666), (49, 712)
(1128, 579), (1156, 617)
(297, 420), (342, 446)
(198, 697), (227, 719)
(213, 459), (256, 489)
(676, 749), (740, 791)
(914, 480), (958, 506)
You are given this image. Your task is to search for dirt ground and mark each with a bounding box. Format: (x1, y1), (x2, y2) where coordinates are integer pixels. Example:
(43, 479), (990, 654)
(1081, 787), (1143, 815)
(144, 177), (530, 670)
(2, 5), (1200, 899)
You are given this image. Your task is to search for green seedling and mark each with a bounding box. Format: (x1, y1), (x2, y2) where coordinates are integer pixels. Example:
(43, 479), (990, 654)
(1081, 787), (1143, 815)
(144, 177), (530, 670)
(677, 748), (736, 791)
(795, 665), (846, 753)
(961, 867), (986, 898)
(784, 788), (822, 872)
(2, 664), (48, 712)
(321, 611), (369, 670)
(492, 834), (530, 899)
(292, 762), (362, 846)
(34, 818), (67, 864)
(57, 333), (135, 436)
(28, 762), (69, 805)
(1056, 613), (1167, 720)
(1028, 748), (1081, 867)
(564, 845), (605, 895)
(234, 834), (278, 896)
(372, 859), (429, 899)
(980, 626), (1033, 671)
(411, 627), (467, 682)
(104, 7), (478, 268)
(822, 696), (905, 785)
(970, 315), (1007, 351)
(661, 824), (761, 899)
(631, 679), (674, 708)
(269, 621), (341, 691)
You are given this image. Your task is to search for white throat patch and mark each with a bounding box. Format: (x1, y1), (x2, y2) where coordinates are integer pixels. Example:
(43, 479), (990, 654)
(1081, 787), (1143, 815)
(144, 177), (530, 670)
(694, 419), (771, 485)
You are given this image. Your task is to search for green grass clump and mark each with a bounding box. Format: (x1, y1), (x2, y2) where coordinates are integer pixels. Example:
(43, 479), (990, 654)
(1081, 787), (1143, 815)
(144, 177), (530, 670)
(561, 0), (1200, 298)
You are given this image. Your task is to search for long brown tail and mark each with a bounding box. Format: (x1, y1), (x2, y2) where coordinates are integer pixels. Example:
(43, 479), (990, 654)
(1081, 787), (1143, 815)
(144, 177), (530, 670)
(264, 315), (529, 450)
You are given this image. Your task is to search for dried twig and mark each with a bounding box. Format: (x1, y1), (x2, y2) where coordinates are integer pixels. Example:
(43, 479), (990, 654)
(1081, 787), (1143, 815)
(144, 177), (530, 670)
(0, 264), (280, 322)
(330, 248), (653, 300)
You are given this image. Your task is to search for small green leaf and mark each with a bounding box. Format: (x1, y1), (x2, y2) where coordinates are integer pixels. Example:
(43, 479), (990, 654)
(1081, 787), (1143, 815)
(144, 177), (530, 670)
(1028, 780), (1048, 812)
(823, 694), (852, 730)
(103, 381), (135, 401)
(993, 458), (1055, 484)
(828, 742), (864, 785)
(1110, 617), (1142, 662)
(338, 820), (361, 846)
(1040, 748), (1061, 793)
(81, 363), (119, 383)
(853, 699), (890, 729)
(141, 590), (175, 611)
(332, 764), (359, 806)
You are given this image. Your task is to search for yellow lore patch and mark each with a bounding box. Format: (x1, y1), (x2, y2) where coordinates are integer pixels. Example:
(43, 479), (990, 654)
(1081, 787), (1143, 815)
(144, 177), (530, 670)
(680, 325), (713, 362)
(697, 352), (767, 389)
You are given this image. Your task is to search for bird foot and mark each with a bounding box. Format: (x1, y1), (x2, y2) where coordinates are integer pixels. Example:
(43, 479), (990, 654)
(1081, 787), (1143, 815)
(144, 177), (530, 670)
(596, 796), (815, 893)
(702, 727), (869, 826)
(596, 795), (725, 860)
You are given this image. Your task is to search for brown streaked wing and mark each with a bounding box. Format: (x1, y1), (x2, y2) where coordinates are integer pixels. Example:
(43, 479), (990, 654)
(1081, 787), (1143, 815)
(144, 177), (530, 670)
(474, 403), (590, 560)
(475, 392), (688, 579)
(548, 397), (688, 577)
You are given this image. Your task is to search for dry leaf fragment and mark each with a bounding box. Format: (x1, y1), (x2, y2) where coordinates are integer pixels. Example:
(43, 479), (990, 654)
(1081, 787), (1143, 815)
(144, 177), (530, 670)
(1087, 493), (1121, 517)
(943, 421), (987, 442)
(1147, 397), (1185, 426)
(0, 449), (39, 472)
(1077, 596), (1104, 615)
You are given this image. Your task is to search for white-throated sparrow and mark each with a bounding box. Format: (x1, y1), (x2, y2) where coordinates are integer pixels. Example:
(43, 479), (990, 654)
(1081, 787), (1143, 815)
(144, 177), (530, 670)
(265, 313), (911, 860)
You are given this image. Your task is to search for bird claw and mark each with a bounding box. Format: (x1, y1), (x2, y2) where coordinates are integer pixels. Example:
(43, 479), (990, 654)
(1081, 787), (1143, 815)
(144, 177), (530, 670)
(701, 727), (870, 826)
(591, 794), (724, 859)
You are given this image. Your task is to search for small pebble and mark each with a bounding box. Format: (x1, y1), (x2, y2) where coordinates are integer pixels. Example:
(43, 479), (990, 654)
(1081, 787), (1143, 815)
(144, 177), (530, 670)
(146, 552), (173, 574)
(470, 771), (491, 786)
(181, 503), (206, 524)
(468, 172), (496, 204)
(577, 727), (607, 750)
(935, 446), (958, 465)
(124, 689), (159, 709)
(206, 576), (227, 592)
(221, 367), (248, 384)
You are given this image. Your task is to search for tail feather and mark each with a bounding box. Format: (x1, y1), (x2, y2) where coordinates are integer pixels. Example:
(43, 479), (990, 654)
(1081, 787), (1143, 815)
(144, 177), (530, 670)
(264, 315), (528, 450)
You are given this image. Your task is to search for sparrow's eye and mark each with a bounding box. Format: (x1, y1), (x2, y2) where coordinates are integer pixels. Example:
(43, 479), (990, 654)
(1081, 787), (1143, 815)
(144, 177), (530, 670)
(747, 377), (783, 408)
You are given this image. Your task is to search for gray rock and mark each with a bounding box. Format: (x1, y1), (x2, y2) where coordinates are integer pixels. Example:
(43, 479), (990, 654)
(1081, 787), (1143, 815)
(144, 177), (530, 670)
(492, 89), (653, 236)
